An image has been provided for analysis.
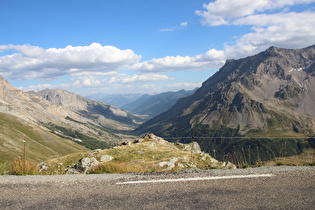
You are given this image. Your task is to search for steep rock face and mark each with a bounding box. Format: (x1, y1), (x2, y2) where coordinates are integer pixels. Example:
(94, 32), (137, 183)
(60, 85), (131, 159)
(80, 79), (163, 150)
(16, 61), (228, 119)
(136, 45), (315, 136)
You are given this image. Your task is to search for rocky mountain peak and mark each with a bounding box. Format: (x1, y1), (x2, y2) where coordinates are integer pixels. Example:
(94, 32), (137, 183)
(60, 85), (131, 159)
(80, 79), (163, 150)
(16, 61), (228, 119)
(136, 44), (315, 137)
(0, 75), (23, 99)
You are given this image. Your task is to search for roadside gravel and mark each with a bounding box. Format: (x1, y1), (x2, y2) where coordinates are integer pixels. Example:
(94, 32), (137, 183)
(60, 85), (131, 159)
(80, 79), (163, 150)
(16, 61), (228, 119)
(0, 166), (313, 184)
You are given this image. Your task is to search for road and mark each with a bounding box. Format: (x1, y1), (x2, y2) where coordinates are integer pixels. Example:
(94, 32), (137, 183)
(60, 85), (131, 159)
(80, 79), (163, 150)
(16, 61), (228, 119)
(0, 166), (314, 209)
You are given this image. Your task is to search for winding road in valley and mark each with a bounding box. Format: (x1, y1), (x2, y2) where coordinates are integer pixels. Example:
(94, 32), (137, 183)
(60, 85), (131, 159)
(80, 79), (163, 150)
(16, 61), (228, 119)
(1, 166), (314, 209)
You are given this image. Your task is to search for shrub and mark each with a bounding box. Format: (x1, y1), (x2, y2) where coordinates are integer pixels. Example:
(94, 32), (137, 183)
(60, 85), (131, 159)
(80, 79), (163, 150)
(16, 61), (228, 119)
(9, 159), (39, 175)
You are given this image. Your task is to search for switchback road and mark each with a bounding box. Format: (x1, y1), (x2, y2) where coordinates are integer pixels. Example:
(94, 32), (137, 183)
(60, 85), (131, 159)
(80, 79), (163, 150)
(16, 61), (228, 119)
(0, 166), (314, 209)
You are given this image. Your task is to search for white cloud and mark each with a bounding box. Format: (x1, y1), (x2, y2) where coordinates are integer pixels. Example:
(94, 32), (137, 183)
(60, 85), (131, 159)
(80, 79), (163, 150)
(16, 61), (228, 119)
(196, 0), (315, 26)
(103, 73), (170, 84)
(168, 82), (202, 88)
(132, 49), (225, 72)
(19, 72), (170, 93)
(180, 22), (188, 27)
(159, 21), (188, 31)
(20, 83), (72, 92)
(0, 43), (141, 80)
(196, 0), (315, 58)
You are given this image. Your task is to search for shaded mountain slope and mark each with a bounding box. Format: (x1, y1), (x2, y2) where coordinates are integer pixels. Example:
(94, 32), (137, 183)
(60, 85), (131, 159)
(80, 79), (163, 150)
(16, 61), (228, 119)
(135, 45), (315, 137)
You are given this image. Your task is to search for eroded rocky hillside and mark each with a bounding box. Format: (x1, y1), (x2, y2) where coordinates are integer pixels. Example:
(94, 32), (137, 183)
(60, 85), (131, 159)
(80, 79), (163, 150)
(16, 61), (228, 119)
(136, 45), (315, 137)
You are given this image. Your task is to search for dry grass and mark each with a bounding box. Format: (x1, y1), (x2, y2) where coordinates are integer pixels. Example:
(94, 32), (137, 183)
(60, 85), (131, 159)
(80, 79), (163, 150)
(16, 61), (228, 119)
(264, 148), (315, 166)
(9, 159), (39, 175)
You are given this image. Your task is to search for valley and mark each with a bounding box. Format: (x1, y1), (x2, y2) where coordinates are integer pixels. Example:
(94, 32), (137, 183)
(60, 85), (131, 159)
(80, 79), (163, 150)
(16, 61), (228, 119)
(1, 45), (315, 173)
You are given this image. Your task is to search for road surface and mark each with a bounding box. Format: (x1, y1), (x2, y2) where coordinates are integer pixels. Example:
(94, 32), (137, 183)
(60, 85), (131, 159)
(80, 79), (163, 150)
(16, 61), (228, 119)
(0, 166), (314, 209)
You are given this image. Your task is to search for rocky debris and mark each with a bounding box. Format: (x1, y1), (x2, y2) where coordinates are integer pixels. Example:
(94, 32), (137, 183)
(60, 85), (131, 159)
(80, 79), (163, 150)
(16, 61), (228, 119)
(88, 149), (102, 156)
(65, 133), (236, 174)
(66, 154), (115, 174)
(116, 133), (170, 147)
(66, 157), (99, 174)
(121, 140), (132, 146)
(143, 133), (170, 144)
(100, 155), (114, 162)
(177, 142), (202, 154)
(38, 162), (48, 172)
(158, 158), (179, 171)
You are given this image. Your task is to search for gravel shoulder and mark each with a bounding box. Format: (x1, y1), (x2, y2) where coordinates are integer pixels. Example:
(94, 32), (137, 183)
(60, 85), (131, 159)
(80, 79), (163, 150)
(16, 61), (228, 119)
(0, 166), (314, 184)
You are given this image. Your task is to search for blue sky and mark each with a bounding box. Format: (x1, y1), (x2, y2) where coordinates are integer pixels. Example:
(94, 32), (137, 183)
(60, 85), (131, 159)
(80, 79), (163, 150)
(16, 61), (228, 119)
(1, 0), (315, 96)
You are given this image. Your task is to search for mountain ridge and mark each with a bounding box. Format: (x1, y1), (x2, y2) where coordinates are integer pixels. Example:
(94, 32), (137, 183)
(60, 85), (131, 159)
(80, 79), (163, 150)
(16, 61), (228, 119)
(135, 45), (315, 137)
(0, 76), (140, 162)
(122, 89), (196, 119)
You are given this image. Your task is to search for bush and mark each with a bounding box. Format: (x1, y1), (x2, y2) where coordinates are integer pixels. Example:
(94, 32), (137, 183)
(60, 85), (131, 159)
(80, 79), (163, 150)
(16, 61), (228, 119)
(9, 159), (39, 175)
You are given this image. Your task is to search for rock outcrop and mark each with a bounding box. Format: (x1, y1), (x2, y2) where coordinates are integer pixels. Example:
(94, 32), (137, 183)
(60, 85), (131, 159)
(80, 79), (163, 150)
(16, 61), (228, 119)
(64, 133), (236, 174)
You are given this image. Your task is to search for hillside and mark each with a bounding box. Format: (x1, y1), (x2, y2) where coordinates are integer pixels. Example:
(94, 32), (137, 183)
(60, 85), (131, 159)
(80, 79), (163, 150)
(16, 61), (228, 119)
(0, 75), (139, 162)
(134, 45), (315, 162)
(39, 133), (236, 175)
(0, 112), (89, 164)
(29, 88), (143, 128)
(122, 89), (196, 119)
(136, 45), (315, 137)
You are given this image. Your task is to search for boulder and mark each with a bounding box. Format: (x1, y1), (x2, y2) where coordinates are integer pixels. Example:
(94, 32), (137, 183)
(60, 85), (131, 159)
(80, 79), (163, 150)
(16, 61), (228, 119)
(122, 140), (132, 146)
(144, 133), (156, 139)
(67, 157), (100, 174)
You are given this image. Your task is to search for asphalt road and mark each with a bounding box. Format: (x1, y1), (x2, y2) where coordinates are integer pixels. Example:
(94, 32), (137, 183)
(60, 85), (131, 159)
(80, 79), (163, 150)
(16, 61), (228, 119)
(0, 166), (314, 209)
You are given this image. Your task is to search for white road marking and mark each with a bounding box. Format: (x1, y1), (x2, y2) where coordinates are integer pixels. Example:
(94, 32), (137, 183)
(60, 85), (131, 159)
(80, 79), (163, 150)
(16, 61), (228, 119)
(116, 174), (274, 185)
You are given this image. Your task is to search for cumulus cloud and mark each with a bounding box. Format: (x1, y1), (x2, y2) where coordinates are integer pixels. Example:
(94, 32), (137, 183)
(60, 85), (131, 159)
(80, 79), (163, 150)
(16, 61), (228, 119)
(196, 0), (315, 26)
(0, 41), (226, 81)
(71, 73), (169, 87)
(19, 72), (170, 93)
(0, 43), (141, 80)
(196, 0), (315, 58)
(131, 49), (225, 72)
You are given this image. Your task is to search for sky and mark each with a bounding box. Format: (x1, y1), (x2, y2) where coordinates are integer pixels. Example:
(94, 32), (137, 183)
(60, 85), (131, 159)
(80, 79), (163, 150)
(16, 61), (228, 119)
(1, 0), (315, 96)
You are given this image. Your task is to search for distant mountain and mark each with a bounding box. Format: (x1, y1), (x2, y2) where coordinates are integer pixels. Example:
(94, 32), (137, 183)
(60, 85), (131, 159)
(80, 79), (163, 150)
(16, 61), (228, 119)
(30, 89), (142, 126)
(122, 89), (196, 119)
(86, 92), (142, 108)
(135, 45), (315, 138)
(0, 76), (140, 163)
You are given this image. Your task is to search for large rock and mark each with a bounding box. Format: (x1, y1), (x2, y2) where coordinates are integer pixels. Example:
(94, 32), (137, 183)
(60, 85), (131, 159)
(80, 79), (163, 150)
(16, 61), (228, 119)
(67, 157), (99, 174)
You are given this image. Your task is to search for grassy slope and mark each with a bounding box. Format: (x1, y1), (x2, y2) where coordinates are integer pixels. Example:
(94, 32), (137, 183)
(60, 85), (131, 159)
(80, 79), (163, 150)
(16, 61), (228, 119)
(42, 139), (221, 174)
(0, 112), (89, 164)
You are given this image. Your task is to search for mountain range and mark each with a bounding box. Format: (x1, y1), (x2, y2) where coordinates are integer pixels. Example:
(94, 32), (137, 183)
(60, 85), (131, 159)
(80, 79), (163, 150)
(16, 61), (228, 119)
(86, 89), (196, 119)
(1, 44), (315, 165)
(121, 89), (196, 119)
(0, 77), (140, 163)
(86, 93), (143, 108)
(135, 45), (315, 138)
